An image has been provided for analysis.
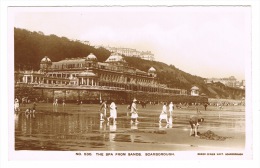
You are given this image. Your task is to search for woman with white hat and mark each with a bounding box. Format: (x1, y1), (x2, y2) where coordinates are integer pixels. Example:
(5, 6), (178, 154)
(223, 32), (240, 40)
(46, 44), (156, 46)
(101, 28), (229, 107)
(131, 98), (139, 123)
(159, 102), (169, 124)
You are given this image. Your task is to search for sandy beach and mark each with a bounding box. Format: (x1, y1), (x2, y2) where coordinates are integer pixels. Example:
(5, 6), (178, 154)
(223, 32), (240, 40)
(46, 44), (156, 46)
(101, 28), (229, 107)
(15, 103), (245, 151)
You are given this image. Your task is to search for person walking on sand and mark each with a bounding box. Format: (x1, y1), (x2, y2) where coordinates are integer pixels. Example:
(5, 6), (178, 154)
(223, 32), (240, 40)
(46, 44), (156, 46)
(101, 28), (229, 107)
(169, 102), (174, 116)
(195, 103), (202, 114)
(107, 101), (117, 123)
(203, 102), (208, 111)
(159, 102), (169, 124)
(62, 99), (66, 106)
(31, 102), (37, 113)
(130, 98), (139, 123)
(189, 115), (204, 137)
(168, 102), (174, 125)
(126, 101), (133, 117)
(99, 100), (107, 121)
(53, 98), (58, 106)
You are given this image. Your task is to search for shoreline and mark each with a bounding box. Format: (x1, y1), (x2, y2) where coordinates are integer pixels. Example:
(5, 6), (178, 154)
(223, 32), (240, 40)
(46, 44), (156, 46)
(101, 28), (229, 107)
(15, 103), (245, 151)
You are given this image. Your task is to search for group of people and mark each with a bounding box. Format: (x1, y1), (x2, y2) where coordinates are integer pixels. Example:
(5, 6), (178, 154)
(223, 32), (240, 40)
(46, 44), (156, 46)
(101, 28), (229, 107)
(99, 99), (175, 124)
(99, 98), (139, 123)
(14, 98), (37, 113)
(15, 96), (205, 138)
(99, 99), (204, 138)
(52, 98), (66, 106)
(160, 102), (204, 138)
(25, 102), (37, 114)
(14, 97), (37, 114)
(159, 102), (175, 124)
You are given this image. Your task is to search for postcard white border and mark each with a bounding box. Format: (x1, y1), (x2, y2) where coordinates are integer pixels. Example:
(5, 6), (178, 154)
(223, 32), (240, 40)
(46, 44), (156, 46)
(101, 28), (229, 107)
(1, 0), (260, 168)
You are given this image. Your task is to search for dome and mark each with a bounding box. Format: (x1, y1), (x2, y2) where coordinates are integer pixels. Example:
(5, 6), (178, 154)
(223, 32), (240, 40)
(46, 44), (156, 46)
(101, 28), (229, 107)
(41, 56), (51, 63)
(148, 67), (156, 72)
(105, 53), (126, 63)
(86, 53), (97, 61)
(191, 86), (199, 90)
(77, 71), (97, 77)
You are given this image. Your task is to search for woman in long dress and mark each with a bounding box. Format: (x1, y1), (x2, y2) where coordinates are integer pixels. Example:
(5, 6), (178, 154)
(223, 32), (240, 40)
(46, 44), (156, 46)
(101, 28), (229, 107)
(159, 102), (169, 123)
(107, 101), (117, 123)
(169, 102), (174, 116)
(168, 102), (174, 125)
(131, 98), (139, 123)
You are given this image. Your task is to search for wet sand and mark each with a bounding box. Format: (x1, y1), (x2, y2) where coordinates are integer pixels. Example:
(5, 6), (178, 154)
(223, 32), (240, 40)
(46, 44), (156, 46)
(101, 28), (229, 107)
(15, 103), (245, 151)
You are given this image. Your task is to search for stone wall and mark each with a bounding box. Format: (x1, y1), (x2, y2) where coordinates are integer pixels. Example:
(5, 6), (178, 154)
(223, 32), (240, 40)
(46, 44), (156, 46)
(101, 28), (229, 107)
(33, 88), (207, 104)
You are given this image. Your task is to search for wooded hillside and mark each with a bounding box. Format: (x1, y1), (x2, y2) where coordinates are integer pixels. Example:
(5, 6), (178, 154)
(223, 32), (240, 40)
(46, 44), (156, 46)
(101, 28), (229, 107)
(14, 28), (244, 99)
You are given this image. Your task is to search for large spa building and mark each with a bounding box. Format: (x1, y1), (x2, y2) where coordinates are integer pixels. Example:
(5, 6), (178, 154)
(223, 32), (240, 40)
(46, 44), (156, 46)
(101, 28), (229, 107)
(15, 53), (206, 103)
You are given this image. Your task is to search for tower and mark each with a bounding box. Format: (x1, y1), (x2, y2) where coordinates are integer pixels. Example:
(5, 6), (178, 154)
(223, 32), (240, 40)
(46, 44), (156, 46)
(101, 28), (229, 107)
(40, 56), (52, 72)
(85, 53), (98, 68)
(148, 67), (157, 78)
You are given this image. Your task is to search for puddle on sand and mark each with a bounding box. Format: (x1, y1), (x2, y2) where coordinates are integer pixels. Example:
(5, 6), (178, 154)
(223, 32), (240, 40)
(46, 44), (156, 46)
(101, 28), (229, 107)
(15, 104), (245, 150)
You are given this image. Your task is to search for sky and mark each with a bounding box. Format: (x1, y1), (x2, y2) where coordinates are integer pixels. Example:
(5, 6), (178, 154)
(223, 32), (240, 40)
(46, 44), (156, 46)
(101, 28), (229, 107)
(12, 6), (251, 81)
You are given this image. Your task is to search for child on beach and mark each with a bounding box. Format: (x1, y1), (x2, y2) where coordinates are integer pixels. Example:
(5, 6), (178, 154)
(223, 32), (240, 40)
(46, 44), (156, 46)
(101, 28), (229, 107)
(99, 100), (107, 121)
(25, 108), (31, 114)
(14, 98), (20, 112)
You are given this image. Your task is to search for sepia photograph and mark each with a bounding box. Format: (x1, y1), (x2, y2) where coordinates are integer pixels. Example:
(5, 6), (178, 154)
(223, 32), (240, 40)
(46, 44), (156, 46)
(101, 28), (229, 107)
(7, 4), (256, 162)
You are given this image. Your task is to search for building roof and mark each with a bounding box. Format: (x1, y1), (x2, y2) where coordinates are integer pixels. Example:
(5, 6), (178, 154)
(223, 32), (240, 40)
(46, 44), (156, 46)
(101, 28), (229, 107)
(53, 58), (85, 64)
(105, 53), (126, 63)
(191, 86), (199, 90)
(148, 67), (156, 72)
(41, 56), (51, 63)
(86, 53), (97, 61)
(136, 69), (147, 74)
(77, 71), (97, 77)
(229, 76), (236, 80)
